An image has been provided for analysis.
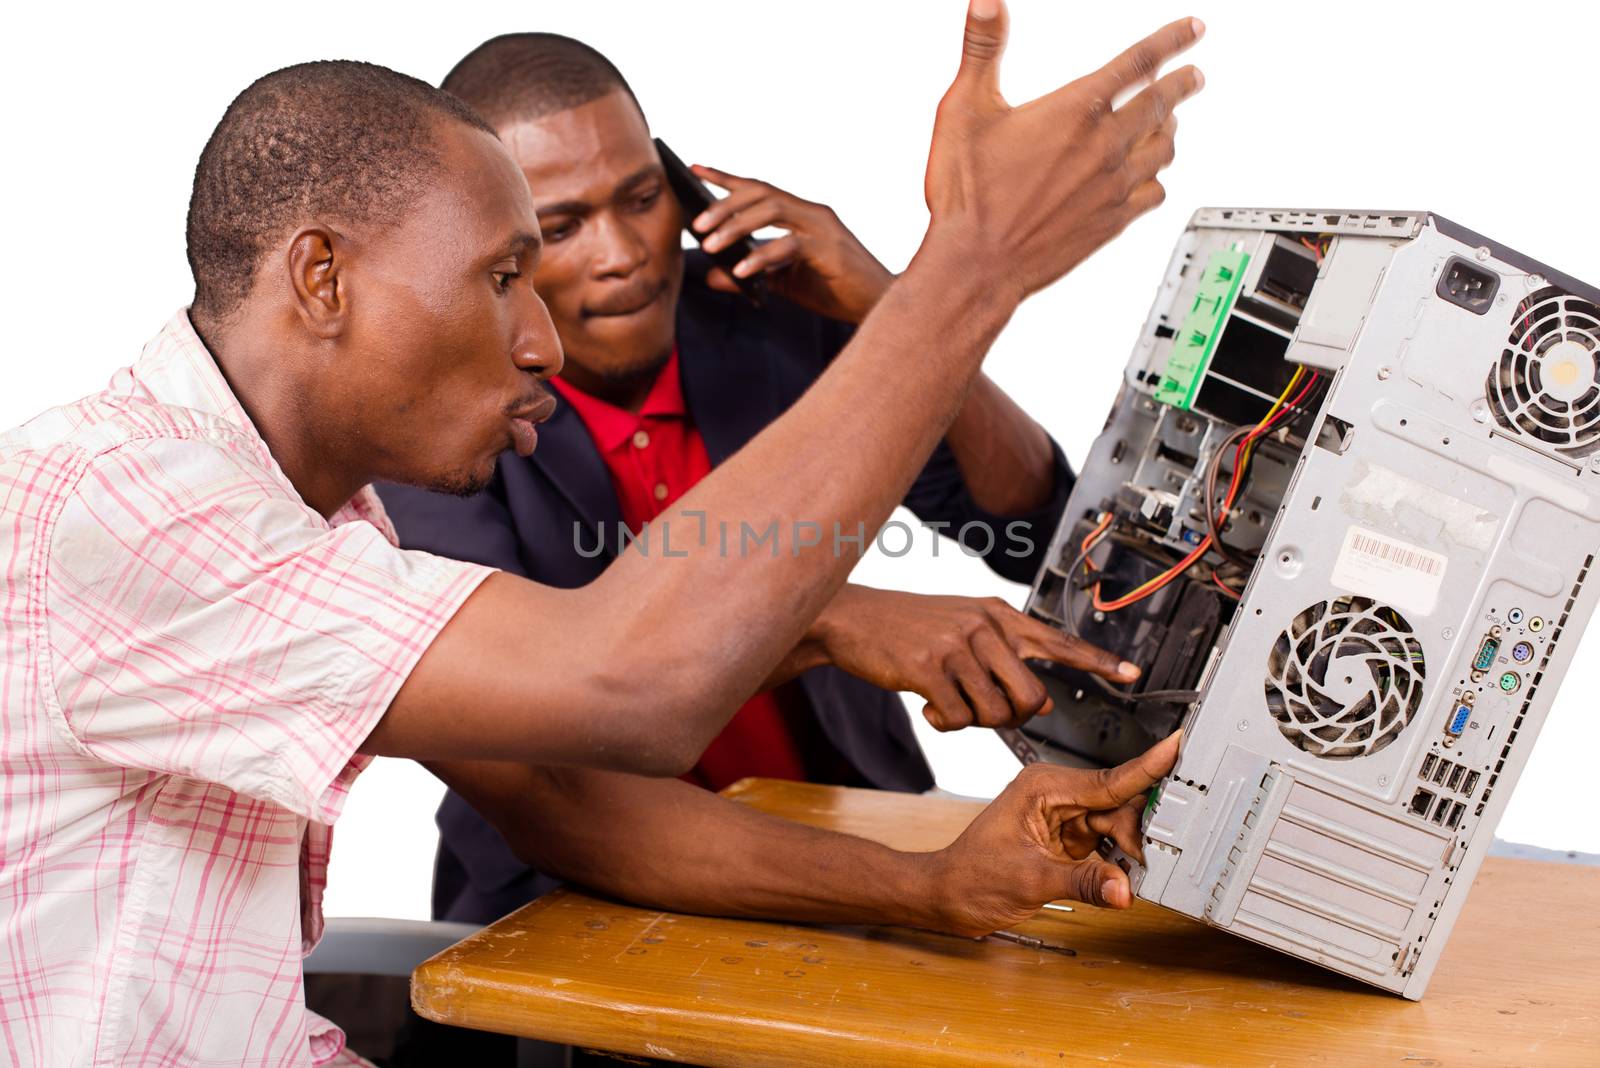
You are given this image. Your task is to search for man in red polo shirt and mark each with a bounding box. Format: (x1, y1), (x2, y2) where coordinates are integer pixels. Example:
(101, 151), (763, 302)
(377, 30), (1113, 924)
(553, 359), (833, 789)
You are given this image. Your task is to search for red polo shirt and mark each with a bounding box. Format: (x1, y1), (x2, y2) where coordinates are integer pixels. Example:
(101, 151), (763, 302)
(551, 352), (821, 792)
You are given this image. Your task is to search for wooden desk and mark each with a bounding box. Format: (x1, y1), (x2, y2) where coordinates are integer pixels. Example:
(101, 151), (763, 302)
(412, 779), (1598, 1066)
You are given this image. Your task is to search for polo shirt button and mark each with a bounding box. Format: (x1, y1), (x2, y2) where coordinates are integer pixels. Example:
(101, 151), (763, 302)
(653, 482), (669, 501)
(633, 430), (650, 449)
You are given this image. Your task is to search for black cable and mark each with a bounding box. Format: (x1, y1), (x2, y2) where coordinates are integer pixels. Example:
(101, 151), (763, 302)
(1090, 675), (1201, 705)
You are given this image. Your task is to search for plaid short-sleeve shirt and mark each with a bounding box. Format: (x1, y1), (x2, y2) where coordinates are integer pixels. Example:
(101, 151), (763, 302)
(0, 311), (492, 1066)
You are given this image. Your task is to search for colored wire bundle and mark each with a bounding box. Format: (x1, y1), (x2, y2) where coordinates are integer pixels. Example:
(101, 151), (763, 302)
(1087, 367), (1321, 614)
(1211, 569), (1242, 599)
(1299, 235), (1332, 262)
(1057, 365), (1326, 706)
(1204, 369), (1327, 568)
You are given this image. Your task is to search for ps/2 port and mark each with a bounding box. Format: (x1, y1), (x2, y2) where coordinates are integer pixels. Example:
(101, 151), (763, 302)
(1511, 641), (1534, 663)
(1499, 672), (1522, 694)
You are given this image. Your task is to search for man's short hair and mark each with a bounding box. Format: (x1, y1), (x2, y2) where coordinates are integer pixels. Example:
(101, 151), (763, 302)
(441, 33), (642, 130)
(186, 60), (496, 324)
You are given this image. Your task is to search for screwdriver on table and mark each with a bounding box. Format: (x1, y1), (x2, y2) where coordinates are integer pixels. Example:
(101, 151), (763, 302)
(986, 903), (1078, 955)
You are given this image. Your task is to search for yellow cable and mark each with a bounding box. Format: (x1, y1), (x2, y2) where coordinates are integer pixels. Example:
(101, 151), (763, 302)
(1095, 367), (1309, 610)
(1259, 366), (1305, 426)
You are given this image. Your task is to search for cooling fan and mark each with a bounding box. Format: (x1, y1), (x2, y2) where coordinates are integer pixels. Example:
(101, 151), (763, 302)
(1485, 286), (1600, 457)
(1264, 596), (1426, 759)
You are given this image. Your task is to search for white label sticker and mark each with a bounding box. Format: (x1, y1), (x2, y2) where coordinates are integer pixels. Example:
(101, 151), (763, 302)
(1330, 525), (1447, 616)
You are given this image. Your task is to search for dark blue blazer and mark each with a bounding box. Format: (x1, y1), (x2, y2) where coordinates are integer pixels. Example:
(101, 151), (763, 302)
(377, 252), (1074, 923)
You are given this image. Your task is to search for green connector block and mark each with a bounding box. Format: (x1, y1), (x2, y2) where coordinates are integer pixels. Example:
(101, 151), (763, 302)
(1152, 247), (1251, 410)
(1140, 783), (1163, 831)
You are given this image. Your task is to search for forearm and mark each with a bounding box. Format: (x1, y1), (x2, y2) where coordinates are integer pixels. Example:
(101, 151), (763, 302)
(944, 372), (1057, 515)
(754, 582), (887, 690)
(428, 760), (951, 930)
(381, 2), (1204, 772)
(570, 238), (1018, 752)
(758, 621), (831, 691)
(378, 240), (1017, 774)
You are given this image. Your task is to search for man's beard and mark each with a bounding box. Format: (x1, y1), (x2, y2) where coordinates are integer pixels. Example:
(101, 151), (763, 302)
(593, 345), (672, 389)
(425, 460), (496, 499)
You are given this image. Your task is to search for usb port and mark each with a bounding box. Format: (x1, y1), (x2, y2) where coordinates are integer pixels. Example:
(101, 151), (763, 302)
(1473, 636), (1500, 672)
(1447, 704), (1472, 735)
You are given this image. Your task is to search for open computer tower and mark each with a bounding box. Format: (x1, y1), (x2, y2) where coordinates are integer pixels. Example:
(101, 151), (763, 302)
(1004, 208), (1600, 998)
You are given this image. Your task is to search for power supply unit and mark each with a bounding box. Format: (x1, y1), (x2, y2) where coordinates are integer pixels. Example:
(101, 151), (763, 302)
(1005, 208), (1599, 997)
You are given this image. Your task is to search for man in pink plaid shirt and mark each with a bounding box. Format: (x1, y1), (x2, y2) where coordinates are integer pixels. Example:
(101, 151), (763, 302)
(0, 5), (1202, 1064)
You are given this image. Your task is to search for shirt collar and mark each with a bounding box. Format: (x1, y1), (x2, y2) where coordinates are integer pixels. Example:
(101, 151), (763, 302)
(127, 308), (257, 434)
(550, 348), (687, 453)
(123, 309), (399, 541)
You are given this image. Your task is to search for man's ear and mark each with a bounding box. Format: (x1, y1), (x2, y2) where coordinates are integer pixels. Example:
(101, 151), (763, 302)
(286, 227), (347, 339)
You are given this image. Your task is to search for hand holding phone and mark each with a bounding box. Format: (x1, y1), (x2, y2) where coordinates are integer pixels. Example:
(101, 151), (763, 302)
(654, 139), (898, 324)
(654, 137), (768, 306)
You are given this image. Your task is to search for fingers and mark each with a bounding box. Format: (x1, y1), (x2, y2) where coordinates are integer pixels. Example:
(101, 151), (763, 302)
(1086, 799), (1147, 863)
(1006, 610), (1138, 684)
(1113, 65), (1202, 148)
(1125, 114), (1178, 172)
(1107, 117), (1177, 224)
(1082, 117), (1175, 238)
(920, 599), (1136, 732)
(703, 266), (741, 294)
(1054, 857), (1135, 910)
(702, 198), (789, 254)
(1078, 731), (1182, 810)
(689, 180), (770, 238)
(688, 162), (750, 190)
(1083, 17), (1204, 99)
(1122, 178), (1168, 220)
(968, 627), (1049, 724)
(952, 0), (1009, 103)
(729, 234), (801, 278)
(920, 667), (977, 732)
(948, 646), (1016, 729)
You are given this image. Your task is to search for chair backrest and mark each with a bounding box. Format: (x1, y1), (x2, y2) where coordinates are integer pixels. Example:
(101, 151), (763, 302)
(304, 917), (481, 977)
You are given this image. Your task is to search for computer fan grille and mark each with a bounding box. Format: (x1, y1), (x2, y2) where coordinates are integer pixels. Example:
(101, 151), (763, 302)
(1264, 596), (1425, 759)
(1485, 286), (1600, 457)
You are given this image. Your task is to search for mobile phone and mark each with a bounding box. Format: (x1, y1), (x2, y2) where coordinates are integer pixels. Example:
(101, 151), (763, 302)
(654, 137), (767, 306)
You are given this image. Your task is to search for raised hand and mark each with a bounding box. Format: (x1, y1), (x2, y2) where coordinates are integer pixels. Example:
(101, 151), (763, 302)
(926, 732), (1181, 936)
(923, 1), (1204, 303)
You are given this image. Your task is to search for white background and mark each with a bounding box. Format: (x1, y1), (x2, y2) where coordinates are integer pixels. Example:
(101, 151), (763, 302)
(4, 0), (1596, 920)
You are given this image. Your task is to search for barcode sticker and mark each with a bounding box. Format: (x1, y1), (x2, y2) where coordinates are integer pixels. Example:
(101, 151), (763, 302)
(1330, 525), (1447, 615)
